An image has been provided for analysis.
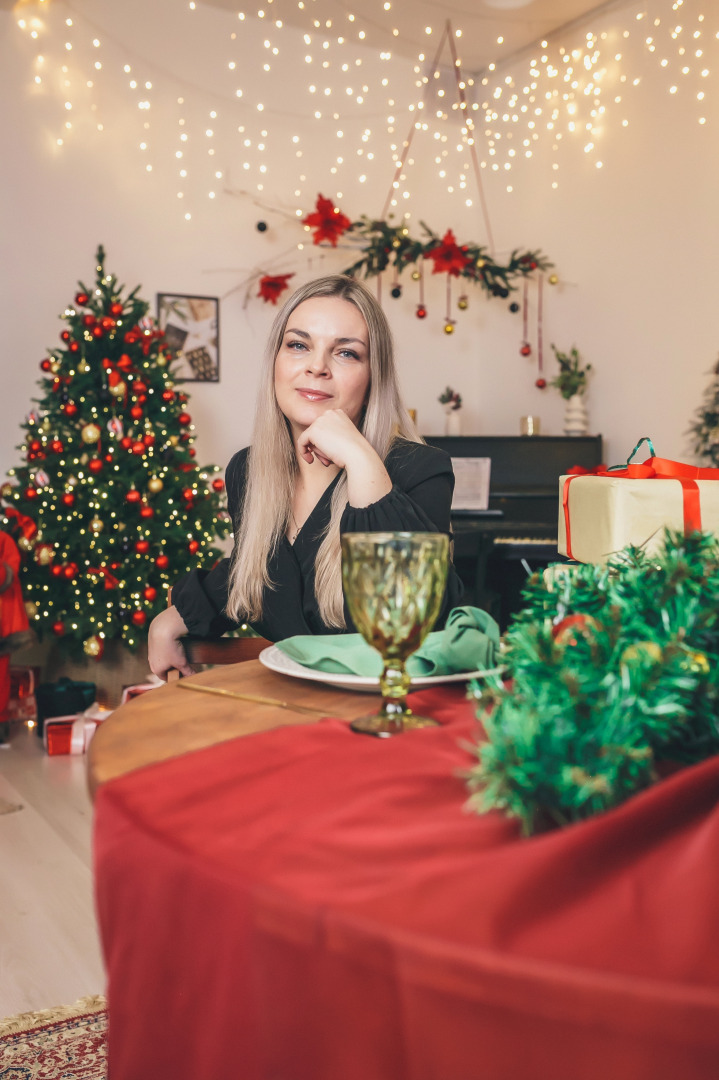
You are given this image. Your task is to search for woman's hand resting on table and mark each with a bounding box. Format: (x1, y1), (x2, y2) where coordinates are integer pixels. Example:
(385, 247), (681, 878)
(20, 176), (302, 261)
(147, 605), (195, 680)
(296, 408), (392, 508)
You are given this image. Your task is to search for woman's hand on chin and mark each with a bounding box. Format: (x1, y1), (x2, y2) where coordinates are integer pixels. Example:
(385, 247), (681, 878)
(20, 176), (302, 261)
(297, 408), (369, 470)
(297, 409), (392, 508)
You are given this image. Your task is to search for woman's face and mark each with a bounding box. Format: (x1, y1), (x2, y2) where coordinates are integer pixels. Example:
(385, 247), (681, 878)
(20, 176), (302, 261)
(274, 296), (371, 436)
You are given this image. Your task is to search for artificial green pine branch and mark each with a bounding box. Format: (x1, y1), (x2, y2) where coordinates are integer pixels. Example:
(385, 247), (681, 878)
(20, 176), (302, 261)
(466, 530), (719, 835)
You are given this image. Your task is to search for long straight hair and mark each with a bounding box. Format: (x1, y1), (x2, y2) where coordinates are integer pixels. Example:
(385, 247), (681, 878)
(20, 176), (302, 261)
(226, 275), (421, 629)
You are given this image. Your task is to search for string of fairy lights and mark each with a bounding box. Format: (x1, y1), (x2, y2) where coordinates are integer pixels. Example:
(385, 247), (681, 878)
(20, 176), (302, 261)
(13, 0), (717, 224)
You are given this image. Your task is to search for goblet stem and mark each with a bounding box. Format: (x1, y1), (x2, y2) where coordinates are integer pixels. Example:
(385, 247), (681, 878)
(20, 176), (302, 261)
(349, 656), (439, 738)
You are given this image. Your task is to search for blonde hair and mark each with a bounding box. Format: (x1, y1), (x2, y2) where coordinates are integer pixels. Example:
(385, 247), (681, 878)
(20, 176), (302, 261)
(226, 275), (421, 629)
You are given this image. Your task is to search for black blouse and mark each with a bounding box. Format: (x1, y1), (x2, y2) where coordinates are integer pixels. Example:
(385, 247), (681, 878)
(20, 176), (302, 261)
(172, 438), (464, 642)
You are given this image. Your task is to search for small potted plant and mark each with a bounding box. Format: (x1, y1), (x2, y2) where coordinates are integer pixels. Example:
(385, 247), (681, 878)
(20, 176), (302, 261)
(439, 386), (463, 435)
(550, 345), (591, 436)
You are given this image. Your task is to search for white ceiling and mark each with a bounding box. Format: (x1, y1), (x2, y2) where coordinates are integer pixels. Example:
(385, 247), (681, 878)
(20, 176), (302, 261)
(200, 0), (624, 73)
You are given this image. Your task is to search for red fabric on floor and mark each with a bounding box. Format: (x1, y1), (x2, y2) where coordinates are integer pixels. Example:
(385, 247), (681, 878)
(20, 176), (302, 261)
(93, 686), (719, 1080)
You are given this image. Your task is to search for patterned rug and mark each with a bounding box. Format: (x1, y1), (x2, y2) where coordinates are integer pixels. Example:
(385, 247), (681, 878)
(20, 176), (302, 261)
(0, 995), (107, 1079)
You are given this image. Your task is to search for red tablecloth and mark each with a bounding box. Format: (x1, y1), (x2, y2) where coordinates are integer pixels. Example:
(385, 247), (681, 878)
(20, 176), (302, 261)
(93, 687), (719, 1080)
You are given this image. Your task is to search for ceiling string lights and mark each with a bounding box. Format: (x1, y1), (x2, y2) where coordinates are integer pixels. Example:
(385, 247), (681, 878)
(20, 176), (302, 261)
(12, 0), (716, 221)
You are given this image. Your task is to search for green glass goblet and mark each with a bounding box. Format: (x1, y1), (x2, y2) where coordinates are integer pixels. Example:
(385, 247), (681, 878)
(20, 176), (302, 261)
(341, 531), (450, 737)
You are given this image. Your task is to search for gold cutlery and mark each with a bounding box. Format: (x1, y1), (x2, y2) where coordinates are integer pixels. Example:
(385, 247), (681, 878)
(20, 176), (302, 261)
(176, 679), (335, 717)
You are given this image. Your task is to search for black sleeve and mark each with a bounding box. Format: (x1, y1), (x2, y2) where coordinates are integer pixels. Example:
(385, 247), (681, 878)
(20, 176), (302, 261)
(171, 449), (249, 638)
(340, 441), (464, 625)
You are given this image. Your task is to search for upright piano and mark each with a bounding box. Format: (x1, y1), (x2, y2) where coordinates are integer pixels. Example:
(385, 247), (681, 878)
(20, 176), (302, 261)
(425, 434), (603, 629)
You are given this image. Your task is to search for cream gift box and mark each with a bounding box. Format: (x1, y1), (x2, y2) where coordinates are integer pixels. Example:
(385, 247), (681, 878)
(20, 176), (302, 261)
(558, 472), (719, 564)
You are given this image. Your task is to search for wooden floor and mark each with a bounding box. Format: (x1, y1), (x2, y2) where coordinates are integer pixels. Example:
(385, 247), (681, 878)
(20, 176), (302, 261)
(0, 720), (106, 1020)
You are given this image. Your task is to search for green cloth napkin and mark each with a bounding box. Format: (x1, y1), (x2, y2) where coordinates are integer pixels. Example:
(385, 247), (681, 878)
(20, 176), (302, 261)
(276, 606), (500, 678)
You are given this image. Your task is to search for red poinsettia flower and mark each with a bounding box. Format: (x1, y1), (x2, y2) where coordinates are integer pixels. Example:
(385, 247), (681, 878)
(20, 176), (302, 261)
(257, 273), (295, 305)
(426, 229), (471, 277)
(302, 194), (352, 247)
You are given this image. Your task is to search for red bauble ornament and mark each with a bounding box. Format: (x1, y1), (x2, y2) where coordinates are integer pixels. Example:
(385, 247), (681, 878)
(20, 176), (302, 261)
(100, 316), (115, 331)
(75, 292), (89, 306)
(92, 325), (104, 339)
(416, 306), (427, 319)
(82, 314), (95, 328)
(143, 433), (155, 446)
(64, 562), (78, 579)
(188, 540), (200, 554)
(211, 478), (224, 492)
(130, 406), (143, 420)
(69, 341), (80, 353)
(155, 554), (169, 570)
(61, 493), (75, 507)
(25, 486), (38, 500)
(89, 457), (103, 474)
(178, 412), (192, 426)
(162, 389), (175, 402)
(135, 540), (150, 554)
(140, 506), (154, 519)
(30, 440), (41, 452)
(143, 586), (158, 602)
(52, 621), (66, 636)
(133, 381), (148, 394)
(126, 489), (142, 503)
(51, 564), (63, 577)
(110, 302), (123, 316)
(182, 487), (195, 502)
(131, 610), (147, 627)
(63, 402), (78, 417)
(61, 330), (71, 342)
(520, 343), (532, 357)
(131, 441), (146, 455)
(189, 448), (196, 458)
(50, 439), (63, 453)
(535, 378), (547, 389)
(41, 359), (52, 372)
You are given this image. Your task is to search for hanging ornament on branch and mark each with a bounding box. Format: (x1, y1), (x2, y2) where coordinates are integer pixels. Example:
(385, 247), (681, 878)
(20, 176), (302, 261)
(257, 273), (295, 305)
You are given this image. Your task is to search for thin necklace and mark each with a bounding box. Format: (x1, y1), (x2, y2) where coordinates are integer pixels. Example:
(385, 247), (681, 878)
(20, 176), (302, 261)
(289, 510), (301, 543)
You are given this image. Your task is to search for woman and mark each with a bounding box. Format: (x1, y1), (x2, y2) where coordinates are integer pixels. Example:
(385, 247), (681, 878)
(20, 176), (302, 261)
(148, 274), (463, 679)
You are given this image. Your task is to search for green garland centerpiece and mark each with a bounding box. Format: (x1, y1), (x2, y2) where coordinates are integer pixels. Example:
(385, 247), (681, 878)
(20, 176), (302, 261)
(466, 530), (719, 836)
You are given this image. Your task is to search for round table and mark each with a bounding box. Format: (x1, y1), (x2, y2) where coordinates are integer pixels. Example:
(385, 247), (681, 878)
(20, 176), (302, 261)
(90, 662), (719, 1080)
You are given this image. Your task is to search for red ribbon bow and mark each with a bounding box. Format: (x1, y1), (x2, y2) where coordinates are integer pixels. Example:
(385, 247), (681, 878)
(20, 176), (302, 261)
(87, 565), (120, 590)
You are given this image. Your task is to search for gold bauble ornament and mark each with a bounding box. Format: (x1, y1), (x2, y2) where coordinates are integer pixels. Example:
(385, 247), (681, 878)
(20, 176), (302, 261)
(18, 535), (34, 553)
(83, 635), (103, 658)
(548, 274), (559, 285)
(157, 356), (168, 367)
(42, 418), (51, 431)
(25, 601), (38, 618)
(620, 641), (663, 667)
(148, 476), (164, 494)
(110, 381), (126, 399)
(457, 296), (468, 311)
(411, 270), (421, 281)
(49, 359), (61, 374)
(89, 517), (104, 534)
(1, 482), (14, 499)
(78, 359), (91, 374)
(35, 544), (54, 566)
(443, 322), (455, 335)
(169, 435), (179, 446)
(682, 649), (710, 675)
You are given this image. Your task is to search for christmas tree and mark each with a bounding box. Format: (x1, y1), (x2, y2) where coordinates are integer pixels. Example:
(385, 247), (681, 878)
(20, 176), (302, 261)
(690, 356), (719, 465)
(1, 247), (231, 660)
(466, 530), (719, 835)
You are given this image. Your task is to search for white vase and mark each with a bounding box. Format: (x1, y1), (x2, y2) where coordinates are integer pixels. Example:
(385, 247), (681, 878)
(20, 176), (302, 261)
(444, 407), (462, 436)
(563, 394), (588, 437)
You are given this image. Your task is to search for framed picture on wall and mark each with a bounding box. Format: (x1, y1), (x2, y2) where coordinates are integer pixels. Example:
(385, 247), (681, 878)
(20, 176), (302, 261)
(156, 293), (219, 382)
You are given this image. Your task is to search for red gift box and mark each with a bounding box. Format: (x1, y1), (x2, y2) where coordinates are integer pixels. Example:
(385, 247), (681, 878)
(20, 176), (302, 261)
(44, 714), (86, 755)
(8, 665), (40, 723)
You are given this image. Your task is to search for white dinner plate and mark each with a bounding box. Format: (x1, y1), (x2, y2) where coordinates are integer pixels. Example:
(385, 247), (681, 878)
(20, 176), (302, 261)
(259, 644), (500, 694)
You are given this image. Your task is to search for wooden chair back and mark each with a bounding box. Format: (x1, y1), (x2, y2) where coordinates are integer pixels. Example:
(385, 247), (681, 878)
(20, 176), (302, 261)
(166, 587), (271, 681)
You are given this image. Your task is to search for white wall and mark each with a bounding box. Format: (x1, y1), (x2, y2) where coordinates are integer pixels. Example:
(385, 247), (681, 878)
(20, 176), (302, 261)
(1, 0), (717, 484)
